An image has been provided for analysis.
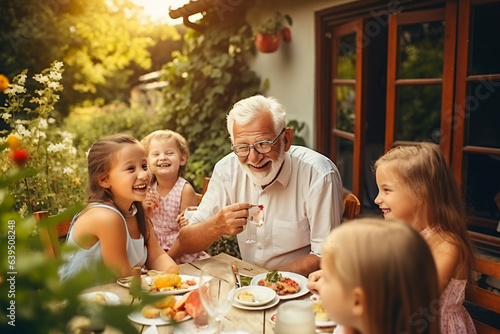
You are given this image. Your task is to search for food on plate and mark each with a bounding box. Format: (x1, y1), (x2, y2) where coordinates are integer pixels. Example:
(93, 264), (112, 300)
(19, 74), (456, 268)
(257, 271), (300, 296)
(150, 273), (197, 292)
(237, 291), (255, 302)
(93, 292), (107, 305)
(139, 291), (201, 321)
(153, 295), (176, 309)
(312, 301), (329, 322)
(141, 305), (161, 318)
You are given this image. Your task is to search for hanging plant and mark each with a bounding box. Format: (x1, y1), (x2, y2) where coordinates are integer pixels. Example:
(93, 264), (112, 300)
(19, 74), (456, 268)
(254, 12), (293, 53)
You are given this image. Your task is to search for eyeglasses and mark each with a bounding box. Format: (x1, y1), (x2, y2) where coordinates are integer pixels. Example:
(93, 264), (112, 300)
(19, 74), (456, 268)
(231, 128), (286, 157)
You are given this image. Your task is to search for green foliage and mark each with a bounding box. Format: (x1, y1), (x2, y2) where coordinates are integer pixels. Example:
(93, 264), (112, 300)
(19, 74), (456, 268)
(0, 0), (180, 116)
(0, 165), (142, 333)
(0, 62), (86, 216)
(157, 11), (262, 190)
(254, 12), (292, 35)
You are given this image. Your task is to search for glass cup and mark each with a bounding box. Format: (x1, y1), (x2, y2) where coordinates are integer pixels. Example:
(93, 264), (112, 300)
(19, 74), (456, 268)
(245, 205), (264, 243)
(275, 300), (316, 334)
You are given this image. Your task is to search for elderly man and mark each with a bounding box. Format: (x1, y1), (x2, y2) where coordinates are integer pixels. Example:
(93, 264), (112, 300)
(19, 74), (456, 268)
(179, 95), (343, 276)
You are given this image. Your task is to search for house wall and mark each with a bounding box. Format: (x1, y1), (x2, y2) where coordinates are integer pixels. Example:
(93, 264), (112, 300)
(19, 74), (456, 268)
(247, 0), (358, 148)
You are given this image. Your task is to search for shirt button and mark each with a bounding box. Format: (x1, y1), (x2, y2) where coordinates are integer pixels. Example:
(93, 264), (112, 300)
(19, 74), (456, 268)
(258, 246), (263, 250)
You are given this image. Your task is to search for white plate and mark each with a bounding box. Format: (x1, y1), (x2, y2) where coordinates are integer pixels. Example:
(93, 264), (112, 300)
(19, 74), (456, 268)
(250, 272), (309, 300)
(80, 292), (120, 305)
(117, 274), (199, 295)
(127, 296), (192, 326)
(232, 294), (280, 311)
(234, 286), (276, 306)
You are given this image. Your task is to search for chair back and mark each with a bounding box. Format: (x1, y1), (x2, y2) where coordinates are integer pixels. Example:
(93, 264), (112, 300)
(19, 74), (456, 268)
(342, 193), (361, 220)
(195, 177), (211, 205)
(34, 211), (71, 258)
(465, 252), (500, 333)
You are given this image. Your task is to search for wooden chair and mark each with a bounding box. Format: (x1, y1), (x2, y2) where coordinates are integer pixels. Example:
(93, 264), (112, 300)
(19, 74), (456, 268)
(34, 211), (72, 258)
(195, 176), (211, 205)
(342, 192), (361, 220)
(465, 252), (500, 333)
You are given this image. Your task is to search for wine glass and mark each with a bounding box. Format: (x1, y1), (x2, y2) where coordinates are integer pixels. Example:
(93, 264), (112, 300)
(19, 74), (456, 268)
(198, 264), (236, 334)
(245, 205), (264, 243)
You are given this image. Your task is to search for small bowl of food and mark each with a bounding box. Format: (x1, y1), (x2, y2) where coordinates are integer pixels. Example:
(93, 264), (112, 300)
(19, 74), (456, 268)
(234, 286), (276, 306)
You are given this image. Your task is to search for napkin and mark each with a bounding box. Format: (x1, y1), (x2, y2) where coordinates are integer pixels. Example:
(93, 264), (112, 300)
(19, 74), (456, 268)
(143, 324), (158, 334)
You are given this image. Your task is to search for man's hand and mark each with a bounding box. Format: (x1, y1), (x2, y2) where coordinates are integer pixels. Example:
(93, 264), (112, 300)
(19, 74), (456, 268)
(213, 202), (252, 237)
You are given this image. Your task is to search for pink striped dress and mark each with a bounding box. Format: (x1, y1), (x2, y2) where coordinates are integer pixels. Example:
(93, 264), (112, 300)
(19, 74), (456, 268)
(150, 177), (209, 264)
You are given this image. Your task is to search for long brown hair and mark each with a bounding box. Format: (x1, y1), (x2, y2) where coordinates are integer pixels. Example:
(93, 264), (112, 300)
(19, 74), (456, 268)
(374, 143), (475, 279)
(86, 133), (150, 243)
(323, 219), (440, 334)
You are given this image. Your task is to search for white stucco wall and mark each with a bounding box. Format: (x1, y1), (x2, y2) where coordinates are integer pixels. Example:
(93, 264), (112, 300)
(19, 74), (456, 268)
(247, 0), (358, 148)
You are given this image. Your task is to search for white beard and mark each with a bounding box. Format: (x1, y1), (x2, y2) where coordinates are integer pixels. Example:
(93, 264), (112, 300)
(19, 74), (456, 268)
(240, 147), (286, 187)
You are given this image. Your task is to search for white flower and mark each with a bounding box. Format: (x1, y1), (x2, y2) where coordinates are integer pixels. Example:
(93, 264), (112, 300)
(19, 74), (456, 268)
(33, 74), (49, 83)
(18, 74), (27, 85)
(48, 81), (61, 90)
(49, 71), (62, 81)
(54, 61), (64, 71)
(63, 167), (74, 175)
(47, 143), (65, 153)
(1, 113), (12, 121)
(38, 118), (48, 129)
(48, 118), (56, 124)
(5, 84), (26, 95)
(15, 124), (30, 138)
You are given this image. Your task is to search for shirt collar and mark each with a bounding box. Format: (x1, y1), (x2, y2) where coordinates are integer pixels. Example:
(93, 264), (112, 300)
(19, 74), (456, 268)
(269, 151), (292, 189)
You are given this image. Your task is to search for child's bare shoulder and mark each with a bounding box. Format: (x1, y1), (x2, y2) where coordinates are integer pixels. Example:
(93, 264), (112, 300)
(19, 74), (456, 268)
(432, 232), (460, 256)
(79, 206), (125, 228)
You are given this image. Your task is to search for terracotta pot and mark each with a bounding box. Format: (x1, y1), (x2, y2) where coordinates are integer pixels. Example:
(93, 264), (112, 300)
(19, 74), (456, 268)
(255, 32), (281, 53)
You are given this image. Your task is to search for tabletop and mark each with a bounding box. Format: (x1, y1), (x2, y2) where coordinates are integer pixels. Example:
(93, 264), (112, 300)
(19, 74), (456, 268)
(81, 253), (332, 334)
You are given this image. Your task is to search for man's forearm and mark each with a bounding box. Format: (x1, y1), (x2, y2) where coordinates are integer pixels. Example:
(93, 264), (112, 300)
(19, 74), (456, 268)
(178, 215), (221, 253)
(274, 254), (320, 277)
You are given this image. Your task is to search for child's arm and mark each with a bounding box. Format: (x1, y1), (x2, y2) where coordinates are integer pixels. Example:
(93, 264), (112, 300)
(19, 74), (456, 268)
(431, 239), (460, 292)
(179, 182), (199, 213)
(145, 224), (179, 274)
(75, 208), (133, 278)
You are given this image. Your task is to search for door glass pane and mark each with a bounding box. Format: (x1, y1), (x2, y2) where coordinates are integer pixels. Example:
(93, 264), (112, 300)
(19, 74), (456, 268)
(466, 81), (500, 148)
(464, 153), (500, 223)
(396, 85), (441, 142)
(336, 85), (355, 133)
(398, 22), (444, 79)
(469, 2), (500, 75)
(335, 137), (353, 190)
(337, 33), (356, 80)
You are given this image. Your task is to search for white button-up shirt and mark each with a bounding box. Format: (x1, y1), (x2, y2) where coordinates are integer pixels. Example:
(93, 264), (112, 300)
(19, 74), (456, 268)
(189, 146), (344, 269)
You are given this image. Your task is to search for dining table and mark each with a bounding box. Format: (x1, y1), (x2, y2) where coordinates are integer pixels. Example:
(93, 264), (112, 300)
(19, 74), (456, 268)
(78, 252), (334, 334)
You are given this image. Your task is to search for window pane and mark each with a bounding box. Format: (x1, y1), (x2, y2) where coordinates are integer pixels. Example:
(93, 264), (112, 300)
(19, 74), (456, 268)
(469, 2), (500, 75)
(466, 81), (500, 148)
(464, 153), (500, 223)
(335, 137), (353, 190)
(398, 22), (444, 79)
(337, 33), (356, 80)
(335, 86), (355, 133)
(396, 85), (441, 142)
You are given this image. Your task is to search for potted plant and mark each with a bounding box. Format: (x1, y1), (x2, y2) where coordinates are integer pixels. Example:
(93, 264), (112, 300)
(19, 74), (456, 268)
(254, 12), (293, 53)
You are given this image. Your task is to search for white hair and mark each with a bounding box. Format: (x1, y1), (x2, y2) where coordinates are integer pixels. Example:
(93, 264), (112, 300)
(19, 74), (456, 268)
(226, 95), (287, 142)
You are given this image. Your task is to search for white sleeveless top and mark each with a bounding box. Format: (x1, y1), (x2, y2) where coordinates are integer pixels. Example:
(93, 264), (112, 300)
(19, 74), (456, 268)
(59, 203), (147, 282)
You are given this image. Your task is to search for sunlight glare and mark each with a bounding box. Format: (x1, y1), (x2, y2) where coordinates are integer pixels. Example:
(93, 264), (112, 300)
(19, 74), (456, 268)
(131, 0), (192, 24)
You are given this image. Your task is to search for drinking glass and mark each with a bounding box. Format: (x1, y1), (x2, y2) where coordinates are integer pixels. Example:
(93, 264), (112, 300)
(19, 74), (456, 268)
(198, 264), (236, 334)
(275, 300), (316, 334)
(245, 205), (264, 243)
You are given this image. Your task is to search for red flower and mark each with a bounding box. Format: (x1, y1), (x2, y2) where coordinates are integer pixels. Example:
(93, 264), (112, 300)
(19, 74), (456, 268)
(9, 148), (30, 166)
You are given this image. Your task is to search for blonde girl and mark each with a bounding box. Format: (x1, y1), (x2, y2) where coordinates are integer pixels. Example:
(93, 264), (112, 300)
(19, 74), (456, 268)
(141, 130), (209, 263)
(60, 134), (178, 281)
(308, 219), (440, 334)
(374, 142), (476, 333)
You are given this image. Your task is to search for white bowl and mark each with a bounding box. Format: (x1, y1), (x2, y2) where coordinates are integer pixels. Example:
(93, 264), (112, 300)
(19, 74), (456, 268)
(234, 286), (276, 306)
